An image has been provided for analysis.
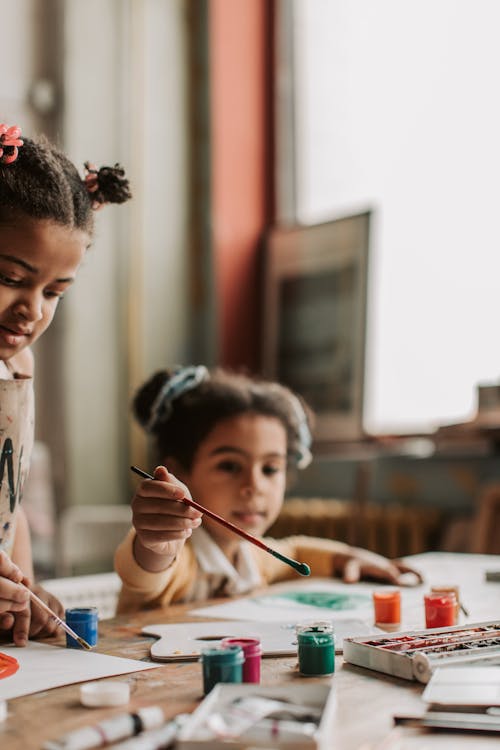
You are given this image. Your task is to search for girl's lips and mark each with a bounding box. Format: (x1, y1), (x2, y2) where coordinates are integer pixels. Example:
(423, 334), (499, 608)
(233, 511), (266, 526)
(0, 326), (28, 346)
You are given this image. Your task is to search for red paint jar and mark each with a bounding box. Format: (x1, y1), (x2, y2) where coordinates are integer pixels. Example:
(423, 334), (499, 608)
(372, 589), (401, 632)
(221, 637), (262, 683)
(424, 593), (457, 628)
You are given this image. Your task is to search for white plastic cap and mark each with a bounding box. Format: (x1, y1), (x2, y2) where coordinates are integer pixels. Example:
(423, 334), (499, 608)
(0, 701), (7, 722)
(80, 680), (130, 707)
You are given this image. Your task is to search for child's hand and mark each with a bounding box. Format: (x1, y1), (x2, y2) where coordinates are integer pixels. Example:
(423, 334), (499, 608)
(334, 547), (423, 586)
(131, 465), (203, 571)
(26, 584), (64, 639)
(0, 551), (29, 615)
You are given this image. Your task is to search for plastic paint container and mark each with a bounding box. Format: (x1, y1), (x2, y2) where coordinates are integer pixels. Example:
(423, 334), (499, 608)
(200, 645), (244, 694)
(220, 637), (262, 683)
(372, 589), (401, 631)
(296, 622), (335, 676)
(430, 585), (460, 624)
(424, 593), (457, 629)
(65, 607), (99, 649)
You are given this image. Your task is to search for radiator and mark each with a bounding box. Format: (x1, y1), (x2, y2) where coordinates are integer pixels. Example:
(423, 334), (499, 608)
(268, 498), (443, 559)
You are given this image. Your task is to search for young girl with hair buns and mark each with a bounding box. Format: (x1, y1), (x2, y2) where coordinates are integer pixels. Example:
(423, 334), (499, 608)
(0, 123), (131, 645)
(115, 366), (422, 613)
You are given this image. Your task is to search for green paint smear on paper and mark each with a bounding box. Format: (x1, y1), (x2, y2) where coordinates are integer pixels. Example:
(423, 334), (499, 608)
(255, 591), (371, 610)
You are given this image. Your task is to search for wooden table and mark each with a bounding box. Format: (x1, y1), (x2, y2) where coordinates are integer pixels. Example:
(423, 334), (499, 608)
(2, 553), (500, 750)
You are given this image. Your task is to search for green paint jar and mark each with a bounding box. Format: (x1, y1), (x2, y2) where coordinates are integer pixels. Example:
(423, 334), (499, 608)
(201, 645), (244, 694)
(296, 622), (335, 676)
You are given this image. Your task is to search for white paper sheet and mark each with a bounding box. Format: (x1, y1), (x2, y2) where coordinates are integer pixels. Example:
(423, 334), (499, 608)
(422, 666), (500, 706)
(0, 641), (161, 701)
(189, 580), (375, 622)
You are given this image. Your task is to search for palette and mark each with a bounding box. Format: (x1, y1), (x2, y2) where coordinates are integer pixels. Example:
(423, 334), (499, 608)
(343, 620), (500, 683)
(142, 618), (374, 661)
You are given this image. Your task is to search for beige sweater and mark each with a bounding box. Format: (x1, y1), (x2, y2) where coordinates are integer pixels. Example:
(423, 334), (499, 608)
(114, 528), (353, 614)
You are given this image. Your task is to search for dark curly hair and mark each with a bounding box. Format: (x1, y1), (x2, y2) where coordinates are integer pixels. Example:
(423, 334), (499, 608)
(133, 367), (314, 472)
(0, 134), (131, 234)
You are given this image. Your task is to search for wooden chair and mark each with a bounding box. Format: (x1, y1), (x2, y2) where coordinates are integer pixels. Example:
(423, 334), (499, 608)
(470, 482), (500, 554)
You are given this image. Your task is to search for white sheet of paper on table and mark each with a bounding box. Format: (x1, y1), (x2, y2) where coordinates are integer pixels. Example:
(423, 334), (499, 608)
(422, 666), (500, 706)
(0, 641), (161, 701)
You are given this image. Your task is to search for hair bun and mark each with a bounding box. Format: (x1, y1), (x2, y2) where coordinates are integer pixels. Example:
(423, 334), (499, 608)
(84, 161), (132, 209)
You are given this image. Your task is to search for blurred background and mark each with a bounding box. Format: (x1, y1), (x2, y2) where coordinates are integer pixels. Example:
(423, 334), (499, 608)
(1, 0), (499, 587)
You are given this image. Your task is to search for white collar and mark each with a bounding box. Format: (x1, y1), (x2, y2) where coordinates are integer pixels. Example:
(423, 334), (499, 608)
(190, 526), (262, 597)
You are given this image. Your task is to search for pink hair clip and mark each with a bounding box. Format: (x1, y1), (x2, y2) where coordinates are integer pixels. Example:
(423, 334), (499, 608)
(83, 162), (103, 210)
(0, 123), (23, 164)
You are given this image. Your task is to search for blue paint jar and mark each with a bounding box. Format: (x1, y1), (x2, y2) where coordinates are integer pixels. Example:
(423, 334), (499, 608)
(296, 622), (335, 676)
(200, 645), (244, 694)
(65, 607), (99, 649)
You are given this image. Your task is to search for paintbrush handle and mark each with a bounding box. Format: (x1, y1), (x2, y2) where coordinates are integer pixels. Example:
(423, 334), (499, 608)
(22, 584), (87, 647)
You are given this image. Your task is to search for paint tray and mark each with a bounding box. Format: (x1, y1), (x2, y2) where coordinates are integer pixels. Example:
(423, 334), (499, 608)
(343, 619), (500, 684)
(176, 682), (336, 750)
(142, 619), (373, 660)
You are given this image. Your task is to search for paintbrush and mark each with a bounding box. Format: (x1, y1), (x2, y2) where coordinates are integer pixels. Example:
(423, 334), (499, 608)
(23, 584), (93, 650)
(130, 465), (311, 576)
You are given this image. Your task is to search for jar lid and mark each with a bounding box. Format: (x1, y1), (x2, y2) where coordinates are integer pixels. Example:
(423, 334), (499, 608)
(80, 680), (130, 707)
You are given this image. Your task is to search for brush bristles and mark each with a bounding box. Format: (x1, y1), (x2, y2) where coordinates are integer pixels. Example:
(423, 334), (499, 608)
(77, 636), (93, 650)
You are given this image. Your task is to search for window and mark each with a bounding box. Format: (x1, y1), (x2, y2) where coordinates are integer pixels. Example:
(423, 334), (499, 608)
(281, 0), (500, 434)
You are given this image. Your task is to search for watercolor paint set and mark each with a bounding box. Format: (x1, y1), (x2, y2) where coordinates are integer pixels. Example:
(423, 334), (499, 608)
(343, 620), (500, 683)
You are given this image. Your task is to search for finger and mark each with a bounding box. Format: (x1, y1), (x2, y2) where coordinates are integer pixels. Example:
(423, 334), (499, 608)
(393, 561), (424, 585)
(30, 612), (59, 639)
(0, 612), (14, 630)
(12, 608), (31, 646)
(132, 497), (202, 520)
(154, 465), (193, 501)
(132, 512), (202, 532)
(0, 551), (23, 583)
(343, 558), (361, 583)
(0, 581), (30, 611)
(137, 528), (194, 546)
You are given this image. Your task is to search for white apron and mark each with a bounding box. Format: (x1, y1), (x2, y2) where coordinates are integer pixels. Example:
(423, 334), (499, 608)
(0, 376), (34, 556)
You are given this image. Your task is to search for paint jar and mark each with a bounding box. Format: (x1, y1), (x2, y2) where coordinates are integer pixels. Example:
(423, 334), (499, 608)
(220, 637), (262, 683)
(424, 593), (457, 629)
(200, 645), (244, 694)
(372, 589), (401, 632)
(430, 585), (460, 624)
(65, 607), (99, 649)
(296, 622), (335, 676)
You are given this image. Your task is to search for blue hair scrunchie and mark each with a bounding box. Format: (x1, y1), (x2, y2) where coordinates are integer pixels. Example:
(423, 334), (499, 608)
(290, 394), (313, 469)
(146, 365), (208, 432)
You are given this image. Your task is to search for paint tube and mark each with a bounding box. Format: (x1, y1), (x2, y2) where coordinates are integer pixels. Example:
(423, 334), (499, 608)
(204, 696), (322, 740)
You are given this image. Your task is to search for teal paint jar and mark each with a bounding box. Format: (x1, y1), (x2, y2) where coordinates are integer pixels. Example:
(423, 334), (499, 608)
(296, 622), (335, 676)
(201, 645), (244, 694)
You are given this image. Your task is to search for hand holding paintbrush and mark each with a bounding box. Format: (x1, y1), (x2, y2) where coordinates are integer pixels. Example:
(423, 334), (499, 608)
(0, 553), (91, 648)
(131, 465), (311, 576)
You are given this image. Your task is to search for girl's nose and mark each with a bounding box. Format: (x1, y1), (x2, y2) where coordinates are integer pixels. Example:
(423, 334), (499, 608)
(240, 467), (263, 496)
(14, 295), (43, 322)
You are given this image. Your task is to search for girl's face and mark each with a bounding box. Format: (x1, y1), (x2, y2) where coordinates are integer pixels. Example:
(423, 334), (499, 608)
(0, 218), (88, 361)
(175, 413), (288, 558)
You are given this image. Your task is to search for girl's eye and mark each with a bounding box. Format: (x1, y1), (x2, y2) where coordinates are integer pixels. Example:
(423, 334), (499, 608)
(262, 465), (282, 477)
(0, 272), (21, 286)
(44, 290), (65, 300)
(216, 460), (242, 474)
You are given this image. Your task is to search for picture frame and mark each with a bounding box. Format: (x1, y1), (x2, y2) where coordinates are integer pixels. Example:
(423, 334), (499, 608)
(261, 211), (371, 443)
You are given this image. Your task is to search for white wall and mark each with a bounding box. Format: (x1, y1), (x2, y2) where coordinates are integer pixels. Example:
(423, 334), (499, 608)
(63, 0), (190, 506)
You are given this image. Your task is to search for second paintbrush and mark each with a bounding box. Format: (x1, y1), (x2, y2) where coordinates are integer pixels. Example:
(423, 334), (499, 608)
(130, 465), (311, 576)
